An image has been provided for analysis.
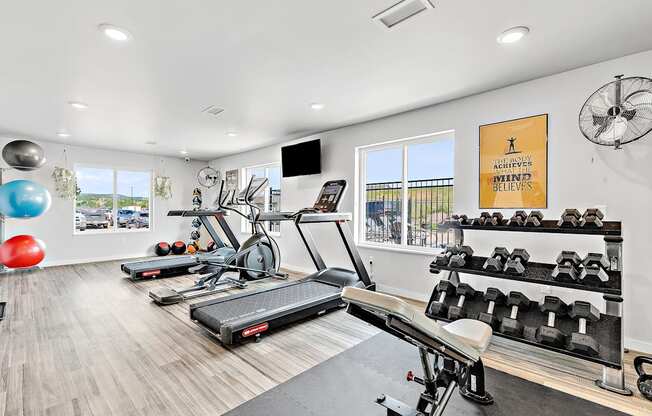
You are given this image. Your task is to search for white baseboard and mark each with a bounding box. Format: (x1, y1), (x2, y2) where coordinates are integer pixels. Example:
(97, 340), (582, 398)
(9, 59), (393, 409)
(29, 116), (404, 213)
(281, 263), (318, 275)
(282, 265), (430, 302)
(376, 283), (430, 303)
(625, 337), (652, 354)
(30, 258), (652, 354)
(42, 252), (150, 268)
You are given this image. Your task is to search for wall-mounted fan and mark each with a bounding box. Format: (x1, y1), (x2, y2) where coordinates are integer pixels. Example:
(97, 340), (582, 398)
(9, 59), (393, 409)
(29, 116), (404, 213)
(579, 75), (652, 149)
(197, 166), (220, 188)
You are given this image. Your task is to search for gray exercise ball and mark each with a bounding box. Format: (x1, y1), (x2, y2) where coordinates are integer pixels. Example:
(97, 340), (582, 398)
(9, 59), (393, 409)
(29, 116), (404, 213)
(2, 140), (46, 171)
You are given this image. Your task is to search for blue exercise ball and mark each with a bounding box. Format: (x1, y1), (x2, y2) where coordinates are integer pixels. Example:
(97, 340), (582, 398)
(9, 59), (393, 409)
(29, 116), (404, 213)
(2, 140), (46, 171)
(0, 180), (52, 218)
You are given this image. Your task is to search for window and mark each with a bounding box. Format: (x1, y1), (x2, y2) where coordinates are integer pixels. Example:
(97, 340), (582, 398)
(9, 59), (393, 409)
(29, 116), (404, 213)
(241, 163), (281, 234)
(357, 131), (454, 250)
(75, 166), (151, 233)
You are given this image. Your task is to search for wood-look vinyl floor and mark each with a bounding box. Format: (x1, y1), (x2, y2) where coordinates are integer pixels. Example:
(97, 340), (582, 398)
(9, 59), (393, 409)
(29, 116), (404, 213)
(0, 260), (650, 416)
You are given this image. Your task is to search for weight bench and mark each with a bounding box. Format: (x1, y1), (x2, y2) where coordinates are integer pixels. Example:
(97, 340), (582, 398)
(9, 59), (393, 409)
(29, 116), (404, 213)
(342, 287), (494, 416)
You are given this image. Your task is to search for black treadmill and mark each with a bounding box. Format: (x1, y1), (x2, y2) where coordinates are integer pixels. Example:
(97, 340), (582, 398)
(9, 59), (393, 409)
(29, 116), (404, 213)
(189, 180), (376, 345)
(120, 209), (240, 280)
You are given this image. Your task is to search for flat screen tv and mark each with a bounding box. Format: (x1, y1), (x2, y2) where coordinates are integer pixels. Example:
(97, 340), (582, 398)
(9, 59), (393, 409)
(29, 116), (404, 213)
(281, 139), (321, 177)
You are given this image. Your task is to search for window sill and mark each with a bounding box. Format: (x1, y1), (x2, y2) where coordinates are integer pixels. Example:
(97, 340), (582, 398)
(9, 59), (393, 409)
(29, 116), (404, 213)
(74, 228), (152, 236)
(357, 242), (443, 256)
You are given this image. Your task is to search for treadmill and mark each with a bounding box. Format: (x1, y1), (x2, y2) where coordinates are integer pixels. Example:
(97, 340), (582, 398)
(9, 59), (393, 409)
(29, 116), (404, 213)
(120, 209), (240, 280)
(189, 179), (376, 345)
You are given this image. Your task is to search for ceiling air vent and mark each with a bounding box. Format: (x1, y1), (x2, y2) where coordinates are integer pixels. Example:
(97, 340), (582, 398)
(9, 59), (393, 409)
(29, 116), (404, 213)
(372, 0), (434, 29)
(201, 105), (225, 116)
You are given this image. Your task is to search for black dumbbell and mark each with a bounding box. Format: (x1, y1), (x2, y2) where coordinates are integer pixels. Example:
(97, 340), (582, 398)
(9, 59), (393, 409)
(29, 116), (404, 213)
(580, 208), (604, 228)
(483, 247), (511, 272)
(536, 296), (568, 347)
(508, 210), (528, 226)
(448, 246), (474, 267)
(558, 208), (581, 228)
(503, 248), (530, 275)
(484, 212), (504, 226)
(447, 283), (477, 320)
(568, 301), (601, 357)
(434, 246), (459, 266)
(478, 287), (505, 329)
(551, 251), (582, 282)
(471, 212), (492, 226)
(500, 291), (531, 337)
(451, 214), (470, 225)
(428, 280), (457, 317)
(578, 253), (610, 286)
(525, 211), (544, 227)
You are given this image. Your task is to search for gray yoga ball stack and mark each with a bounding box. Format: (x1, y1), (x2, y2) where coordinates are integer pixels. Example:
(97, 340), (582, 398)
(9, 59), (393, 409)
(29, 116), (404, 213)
(2, 140), (46, 171)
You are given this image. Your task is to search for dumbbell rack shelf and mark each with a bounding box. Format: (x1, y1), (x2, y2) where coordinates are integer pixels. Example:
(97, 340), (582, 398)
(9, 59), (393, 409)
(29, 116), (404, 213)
(430, 257), (621, 296)
(443, 220), (622, 236)
(429, 219), (630, 395)
(425, 301), (622, 368)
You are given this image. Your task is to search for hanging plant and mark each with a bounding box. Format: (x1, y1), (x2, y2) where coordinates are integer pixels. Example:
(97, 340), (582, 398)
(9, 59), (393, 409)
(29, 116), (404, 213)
(51, 166), (77, 199)
(154, 175), (172, 199)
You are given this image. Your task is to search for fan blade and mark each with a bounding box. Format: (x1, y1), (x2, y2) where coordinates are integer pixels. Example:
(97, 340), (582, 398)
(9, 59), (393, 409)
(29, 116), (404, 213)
(592, 114), (608, 126)
(594, 116), (614, 138)
(599, 91), (613, 108)
(621, 109), (637, 121)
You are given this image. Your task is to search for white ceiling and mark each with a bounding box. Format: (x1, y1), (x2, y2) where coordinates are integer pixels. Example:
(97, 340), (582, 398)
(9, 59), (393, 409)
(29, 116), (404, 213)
(1, 0), (652, 161)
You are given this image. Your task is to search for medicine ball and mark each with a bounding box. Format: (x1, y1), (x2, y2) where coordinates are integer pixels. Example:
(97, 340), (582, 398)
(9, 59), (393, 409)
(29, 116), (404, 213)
(155, 242), (170, 256)
(635, 356), (652, 400)
(187, 244), (197, 254)
(190, 230), (201, 240)
(171, 241), (186, 255)
(192, 218), (201, 228)
(206, 240), (217, 252)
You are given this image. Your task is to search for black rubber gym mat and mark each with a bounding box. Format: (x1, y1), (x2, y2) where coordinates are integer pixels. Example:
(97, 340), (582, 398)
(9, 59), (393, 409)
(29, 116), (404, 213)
(225, 332), (626, 416)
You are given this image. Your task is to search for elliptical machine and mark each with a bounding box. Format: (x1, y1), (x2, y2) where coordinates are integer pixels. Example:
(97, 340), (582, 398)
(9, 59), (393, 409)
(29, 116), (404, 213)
(148, 176), (287, 305)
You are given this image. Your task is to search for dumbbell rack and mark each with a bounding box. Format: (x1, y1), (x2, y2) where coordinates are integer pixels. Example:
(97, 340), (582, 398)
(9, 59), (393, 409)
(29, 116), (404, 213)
(427, 219), (631, 395)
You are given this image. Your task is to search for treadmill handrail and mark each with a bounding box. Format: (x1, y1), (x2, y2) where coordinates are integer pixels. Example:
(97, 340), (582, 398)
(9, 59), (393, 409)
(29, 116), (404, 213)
(167, 209), (227, 217)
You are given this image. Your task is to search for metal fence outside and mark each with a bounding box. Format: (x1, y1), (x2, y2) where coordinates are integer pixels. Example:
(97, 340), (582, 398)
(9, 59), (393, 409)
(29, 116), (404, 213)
(268, 188), (281, 233)
(365, 178), (454, 248)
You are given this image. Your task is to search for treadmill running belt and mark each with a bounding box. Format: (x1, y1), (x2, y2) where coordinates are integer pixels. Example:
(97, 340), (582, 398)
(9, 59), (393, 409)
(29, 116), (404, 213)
(125, 256), (197, 270)
(192, 281), (341, 332)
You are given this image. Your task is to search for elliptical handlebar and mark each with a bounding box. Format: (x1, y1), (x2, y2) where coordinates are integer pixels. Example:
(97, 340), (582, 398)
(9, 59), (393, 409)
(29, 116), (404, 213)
(216, 175), (269, 223)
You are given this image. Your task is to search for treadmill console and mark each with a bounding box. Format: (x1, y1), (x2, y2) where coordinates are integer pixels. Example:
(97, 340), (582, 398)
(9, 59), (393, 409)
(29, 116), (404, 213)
(312, 180), (347, 213)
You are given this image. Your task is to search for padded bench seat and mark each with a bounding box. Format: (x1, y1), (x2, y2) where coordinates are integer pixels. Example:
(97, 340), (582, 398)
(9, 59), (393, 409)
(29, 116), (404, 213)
(342, 287), (492, 361)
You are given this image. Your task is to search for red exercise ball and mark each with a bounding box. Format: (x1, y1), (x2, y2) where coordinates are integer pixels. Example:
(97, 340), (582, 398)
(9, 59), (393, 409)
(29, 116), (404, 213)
(0, 234), (46, 268)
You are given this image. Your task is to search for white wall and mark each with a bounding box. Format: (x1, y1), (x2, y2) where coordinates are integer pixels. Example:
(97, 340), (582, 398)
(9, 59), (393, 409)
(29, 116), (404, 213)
(210, 50), (652, 353)
(0, 138), (204, 266)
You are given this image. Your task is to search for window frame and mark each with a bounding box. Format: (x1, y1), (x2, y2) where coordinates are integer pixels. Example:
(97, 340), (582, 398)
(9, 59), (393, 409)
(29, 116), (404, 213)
(73, 163), (154, 236)
(240, 162), (282, 236)
(354, 130), (455, 253)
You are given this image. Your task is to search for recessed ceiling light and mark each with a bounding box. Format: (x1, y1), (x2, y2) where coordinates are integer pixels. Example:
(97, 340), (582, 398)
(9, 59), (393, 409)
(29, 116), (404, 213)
(497, 26), (529, 44)
(56, 132), (71, 138)
(69, 101), (88, 110)
(180, 150), (188, 155)
(98, 24), (132, 42)
(226, 132), (238, 137)
(311, 103), (325, 111)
